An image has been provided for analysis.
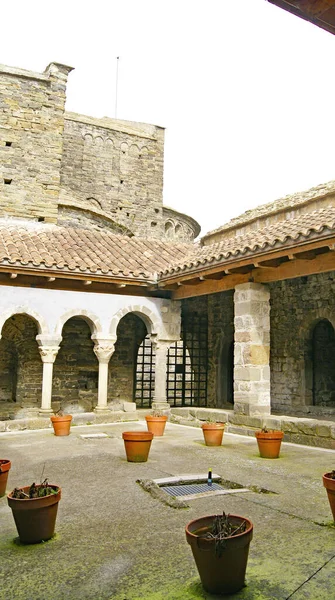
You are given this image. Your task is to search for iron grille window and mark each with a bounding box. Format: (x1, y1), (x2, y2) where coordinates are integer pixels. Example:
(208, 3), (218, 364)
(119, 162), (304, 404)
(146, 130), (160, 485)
(167, 312), (208, 407)
(135, 335), (155, 408)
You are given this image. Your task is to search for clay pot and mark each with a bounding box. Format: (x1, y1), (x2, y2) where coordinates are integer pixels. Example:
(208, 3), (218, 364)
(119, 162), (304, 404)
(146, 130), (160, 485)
(201, 422), (225, 446)
(185, 514), (253, 595)
(122, 431), (154, 462)
(322, 472), (335, 521)
(51, 414), (72, 436)
(0, 459), (11, 497)
(255, 430), (284, 458)
(145, 415), (168, 437)
(7, 484), (61, 544)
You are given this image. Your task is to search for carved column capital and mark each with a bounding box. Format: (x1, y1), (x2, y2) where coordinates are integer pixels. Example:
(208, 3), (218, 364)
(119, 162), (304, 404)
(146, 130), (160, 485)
(38, 345), (60, 363)
(92, 337), (116, 364)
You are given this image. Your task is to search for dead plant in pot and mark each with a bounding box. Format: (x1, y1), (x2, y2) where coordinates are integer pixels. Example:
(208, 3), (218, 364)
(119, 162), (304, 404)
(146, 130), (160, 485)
(50, 407), (72, 436)
(322, 469), (335, 522)
(185, 510), (253, 595)
(201, 418), (225, 446)
(255, 426), (284, 458)
(7, 478), (61, 544)
(145, 409), (168, 437)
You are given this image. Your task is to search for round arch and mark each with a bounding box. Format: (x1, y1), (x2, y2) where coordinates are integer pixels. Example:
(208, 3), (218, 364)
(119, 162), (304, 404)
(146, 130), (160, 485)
(109, 305), (161, 338)
(54, 309), (102, 336)
(0, 307), (48, 338)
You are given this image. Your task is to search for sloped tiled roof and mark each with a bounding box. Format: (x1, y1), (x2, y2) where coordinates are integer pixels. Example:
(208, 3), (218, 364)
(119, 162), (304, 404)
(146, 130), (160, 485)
(0, 220), (194, 280)
(160, 207), (335, 277)
(1, 207), (335, 284)
(203, 179), (335, 240)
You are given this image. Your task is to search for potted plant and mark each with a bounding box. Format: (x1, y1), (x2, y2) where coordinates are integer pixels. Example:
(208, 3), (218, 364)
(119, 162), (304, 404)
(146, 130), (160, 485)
(185, 511), (253, 595)
(322, 470), (335, 521)
(145, 410), (168, 437)
(201, 419), (225, 446)
(50, 409), (72, 436)
(7, 478), (61, 544)
(0, 459), (11, 497)
(122, 431), (154, 462)
(255, 427), (284, 459)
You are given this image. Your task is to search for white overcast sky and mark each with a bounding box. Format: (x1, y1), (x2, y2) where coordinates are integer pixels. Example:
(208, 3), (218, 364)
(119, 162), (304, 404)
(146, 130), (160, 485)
(2, 0), (335, 236)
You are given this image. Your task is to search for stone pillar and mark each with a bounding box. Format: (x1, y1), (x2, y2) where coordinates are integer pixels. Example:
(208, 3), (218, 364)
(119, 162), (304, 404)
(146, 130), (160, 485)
(234, 283), (271, 416)
(36, 335), (62, 416)
(92, 337), (116, 413)
(151, 339), (171, 411)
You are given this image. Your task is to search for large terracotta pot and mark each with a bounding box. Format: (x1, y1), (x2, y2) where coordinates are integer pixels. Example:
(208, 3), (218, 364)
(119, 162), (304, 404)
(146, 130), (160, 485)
(7, 484), (61, 544)
(201, 422), (225, 446)
(322, 472), (335, 521)
(185, 514), (253, 595)
(51, 414), (72, 436)
(122, 431), (154, 462)
(145, 415), (168, 437)
(0, 459), (11, 497)
(255, 430), (284, 458)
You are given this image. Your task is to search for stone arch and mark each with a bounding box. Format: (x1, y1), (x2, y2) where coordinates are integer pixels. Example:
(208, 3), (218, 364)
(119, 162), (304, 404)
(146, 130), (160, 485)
(54, 310), (102, 337)
(165, 221), (174, 238)
(0, 308), (48, 338)
(0, 313), (43, 406)
(129, 144), (140, 157)
(83, 133), (93, 144)
(120, 142), (128, 154)
(109, 305), (160, 338)
(139, 146), (149, 158)
(94, 136), (104, 145)
(300, 312), (335, 407)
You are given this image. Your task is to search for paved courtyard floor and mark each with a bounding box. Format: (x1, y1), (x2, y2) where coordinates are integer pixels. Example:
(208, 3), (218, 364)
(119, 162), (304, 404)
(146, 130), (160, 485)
(0, 419), (334, 599)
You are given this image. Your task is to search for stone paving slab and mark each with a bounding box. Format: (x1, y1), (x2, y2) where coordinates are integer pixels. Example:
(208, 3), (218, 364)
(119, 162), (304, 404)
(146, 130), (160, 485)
(0, 420), (334, 599)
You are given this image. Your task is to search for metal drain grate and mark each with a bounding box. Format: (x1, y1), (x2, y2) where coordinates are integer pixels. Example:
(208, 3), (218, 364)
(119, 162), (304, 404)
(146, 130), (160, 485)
(162, 482), (223, 497)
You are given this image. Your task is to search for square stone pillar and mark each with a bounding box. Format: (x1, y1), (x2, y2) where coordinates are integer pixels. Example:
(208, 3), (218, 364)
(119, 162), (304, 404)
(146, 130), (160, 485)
(234, 282), (271, 416)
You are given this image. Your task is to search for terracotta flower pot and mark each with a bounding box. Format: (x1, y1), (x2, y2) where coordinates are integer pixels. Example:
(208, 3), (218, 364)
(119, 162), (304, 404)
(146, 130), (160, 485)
(322, 472), (335, 521)
(122, 431), (154, 462)
(201, 422), (225, 446)
(185, 513), (253, 595)
(7, 484), (61, 544)
(255, 430), (284, 458)
(51, 414), (72, 436)
(0, 459), (11, 497)
(145, 415), (168, 437)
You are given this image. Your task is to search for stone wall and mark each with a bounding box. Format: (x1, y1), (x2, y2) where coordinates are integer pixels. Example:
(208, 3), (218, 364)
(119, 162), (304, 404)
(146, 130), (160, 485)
(207, 291), (234, 407)
(109, 313), (147, 403)
(269, 272), (335, 413)
(0, 314), (42, 408)
(0, 62), (72, 223)
(60, 113), (166, 238)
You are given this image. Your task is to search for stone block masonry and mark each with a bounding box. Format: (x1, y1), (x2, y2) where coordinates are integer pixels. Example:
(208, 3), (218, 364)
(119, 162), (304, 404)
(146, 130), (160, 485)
(0, 62), (73, 223)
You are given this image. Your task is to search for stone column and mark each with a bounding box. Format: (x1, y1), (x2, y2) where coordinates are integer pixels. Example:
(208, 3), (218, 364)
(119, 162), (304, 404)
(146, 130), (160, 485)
(92, 337), (116, 413)
(36, 335), (62, 416)
(151, 339), (171, 411)
(234, 282), (271, 416)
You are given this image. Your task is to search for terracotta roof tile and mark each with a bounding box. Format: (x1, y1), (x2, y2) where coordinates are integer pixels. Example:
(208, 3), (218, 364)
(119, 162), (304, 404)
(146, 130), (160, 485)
(160, 207), (335, 277)
(0, 221), (193, 281)
(203, 179), (335, 239)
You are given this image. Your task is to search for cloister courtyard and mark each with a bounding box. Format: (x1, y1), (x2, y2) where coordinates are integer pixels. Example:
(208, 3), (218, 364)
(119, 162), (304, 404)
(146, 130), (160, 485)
(1, 415), (334, 600)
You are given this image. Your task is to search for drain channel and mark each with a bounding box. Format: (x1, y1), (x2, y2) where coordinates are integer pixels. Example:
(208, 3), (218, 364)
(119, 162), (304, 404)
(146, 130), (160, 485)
(162, 482), (223, 496)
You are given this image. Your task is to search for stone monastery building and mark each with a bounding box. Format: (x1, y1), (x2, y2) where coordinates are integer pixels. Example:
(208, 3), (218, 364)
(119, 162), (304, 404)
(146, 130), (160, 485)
(1, 60), (335, 445)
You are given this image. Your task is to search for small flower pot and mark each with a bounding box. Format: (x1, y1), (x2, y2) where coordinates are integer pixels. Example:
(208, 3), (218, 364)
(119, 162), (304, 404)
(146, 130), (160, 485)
(145, 415), (168, 437)
(51, 414), (72, 436)
(322, 472), (335, 522)
(122, 431), (154, 462)
(7, 484), (61, 544)
(0, 459), (11, 497)
(201, 423), (225, 446)
(185, 513), (253, 595)
(255, 430), (284, 458)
